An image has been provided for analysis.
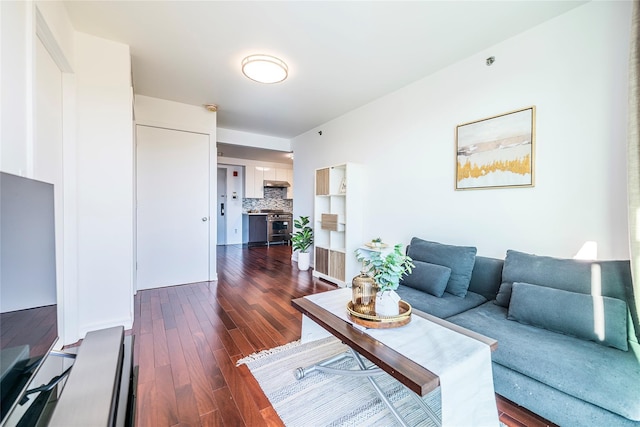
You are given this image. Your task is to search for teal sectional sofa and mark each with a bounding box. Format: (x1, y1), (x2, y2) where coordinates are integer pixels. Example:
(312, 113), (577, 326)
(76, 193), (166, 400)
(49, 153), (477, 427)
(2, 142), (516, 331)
(396, 237), (640, 426)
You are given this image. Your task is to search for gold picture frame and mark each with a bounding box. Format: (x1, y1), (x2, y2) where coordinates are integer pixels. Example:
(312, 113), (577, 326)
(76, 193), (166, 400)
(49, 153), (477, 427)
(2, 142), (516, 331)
(455, 106), (536, 190)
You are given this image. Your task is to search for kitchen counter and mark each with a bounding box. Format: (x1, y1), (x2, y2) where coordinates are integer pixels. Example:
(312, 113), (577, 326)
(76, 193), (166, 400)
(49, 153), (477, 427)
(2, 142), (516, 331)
(242, 211), (292, 246)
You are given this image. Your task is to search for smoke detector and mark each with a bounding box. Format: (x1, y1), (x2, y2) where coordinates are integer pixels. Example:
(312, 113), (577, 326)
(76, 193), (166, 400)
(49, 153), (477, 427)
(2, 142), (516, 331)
(204, 104), (218, 112)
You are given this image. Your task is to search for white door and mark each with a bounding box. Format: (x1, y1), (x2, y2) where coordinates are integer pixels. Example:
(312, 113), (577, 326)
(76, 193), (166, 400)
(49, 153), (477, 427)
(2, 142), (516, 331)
(136, 126), (210, 290)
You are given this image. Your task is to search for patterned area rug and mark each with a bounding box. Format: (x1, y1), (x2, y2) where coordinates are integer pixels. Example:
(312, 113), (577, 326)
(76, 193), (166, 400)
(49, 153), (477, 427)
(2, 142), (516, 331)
(237, 337), (443, 427)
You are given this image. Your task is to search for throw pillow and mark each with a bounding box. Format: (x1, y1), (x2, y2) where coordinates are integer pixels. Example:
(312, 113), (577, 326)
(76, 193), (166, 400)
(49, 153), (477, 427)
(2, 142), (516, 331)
(495, 250), (632, 307)
(407, 237), (477, 297)
(508, 282), (628, 351)
(401, 260), (452, 297)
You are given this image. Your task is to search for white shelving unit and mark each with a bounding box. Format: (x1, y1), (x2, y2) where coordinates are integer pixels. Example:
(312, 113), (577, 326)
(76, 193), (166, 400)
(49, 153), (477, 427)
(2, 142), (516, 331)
(312, 163), (363, 287)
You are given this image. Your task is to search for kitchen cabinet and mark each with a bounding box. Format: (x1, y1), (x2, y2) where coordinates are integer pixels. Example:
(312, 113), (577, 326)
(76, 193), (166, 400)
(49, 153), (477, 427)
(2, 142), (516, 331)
(244, 164), (293, 199)
(253, 167), (264, 198)
(244, 166), (264, 198)
(312, 163), (363, 287)
(275, 168), (288, 181)
(262, 167), (276, 181)
(244, 166), (255, 198)
(285, 168), (294, 199)
(248, 214), (267, 244)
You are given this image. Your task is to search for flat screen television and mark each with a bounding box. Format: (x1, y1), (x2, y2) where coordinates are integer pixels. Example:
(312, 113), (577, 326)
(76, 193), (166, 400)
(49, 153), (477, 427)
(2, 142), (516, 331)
(0, 172), (58, 425)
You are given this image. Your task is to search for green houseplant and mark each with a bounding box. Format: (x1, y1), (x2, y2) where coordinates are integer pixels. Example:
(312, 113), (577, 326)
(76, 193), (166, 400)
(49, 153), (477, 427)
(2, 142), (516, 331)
(355, 243), (414, 315)
(291, 216), (313, 270)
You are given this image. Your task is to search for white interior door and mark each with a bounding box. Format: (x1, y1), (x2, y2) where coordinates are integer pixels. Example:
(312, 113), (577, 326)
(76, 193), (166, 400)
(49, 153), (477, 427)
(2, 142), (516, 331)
(136, 125), (210, 290)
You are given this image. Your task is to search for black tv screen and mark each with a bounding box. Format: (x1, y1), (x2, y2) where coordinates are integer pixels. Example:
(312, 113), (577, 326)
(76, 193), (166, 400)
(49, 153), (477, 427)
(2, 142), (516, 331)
(0, 172), (58, 424)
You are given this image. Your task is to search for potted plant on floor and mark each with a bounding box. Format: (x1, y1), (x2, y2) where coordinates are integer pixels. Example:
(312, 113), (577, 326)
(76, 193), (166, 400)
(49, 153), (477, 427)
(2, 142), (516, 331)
(291, 216), (313, 271)
(355, 244), (414, 315)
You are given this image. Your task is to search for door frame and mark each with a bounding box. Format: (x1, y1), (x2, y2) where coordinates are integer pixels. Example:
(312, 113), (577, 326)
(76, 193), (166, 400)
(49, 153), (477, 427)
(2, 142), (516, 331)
(217, 167), (227, 245)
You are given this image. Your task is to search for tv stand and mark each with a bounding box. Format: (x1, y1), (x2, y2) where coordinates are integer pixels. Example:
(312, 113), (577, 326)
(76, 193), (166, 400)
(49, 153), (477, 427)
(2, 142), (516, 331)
(48, 326), (135, 426)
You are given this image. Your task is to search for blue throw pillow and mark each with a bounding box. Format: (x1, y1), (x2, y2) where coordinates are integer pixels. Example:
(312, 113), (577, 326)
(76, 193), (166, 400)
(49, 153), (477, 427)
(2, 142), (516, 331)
(495, 250), (632, 307)
(507, 282), (628, 351)
(407, 237), (477, 297)
(401, 260), (451, 297)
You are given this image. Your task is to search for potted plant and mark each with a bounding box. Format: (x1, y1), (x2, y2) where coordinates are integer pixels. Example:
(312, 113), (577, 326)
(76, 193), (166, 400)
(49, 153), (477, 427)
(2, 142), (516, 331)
(355, 244), (414, 315)
(291, 215), (313, 271)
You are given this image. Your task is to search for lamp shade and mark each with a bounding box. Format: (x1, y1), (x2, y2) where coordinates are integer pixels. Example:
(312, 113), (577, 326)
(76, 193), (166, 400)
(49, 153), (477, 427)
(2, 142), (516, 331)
(242, 54), (288, 84)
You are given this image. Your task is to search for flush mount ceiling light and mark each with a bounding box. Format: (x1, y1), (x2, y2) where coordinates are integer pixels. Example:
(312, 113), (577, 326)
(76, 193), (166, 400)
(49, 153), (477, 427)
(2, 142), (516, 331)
(242, 54), (288, 84)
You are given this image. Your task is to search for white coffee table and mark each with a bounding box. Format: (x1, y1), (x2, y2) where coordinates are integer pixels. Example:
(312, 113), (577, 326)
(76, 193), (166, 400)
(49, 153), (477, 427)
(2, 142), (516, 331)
(292, 288), (499, 427)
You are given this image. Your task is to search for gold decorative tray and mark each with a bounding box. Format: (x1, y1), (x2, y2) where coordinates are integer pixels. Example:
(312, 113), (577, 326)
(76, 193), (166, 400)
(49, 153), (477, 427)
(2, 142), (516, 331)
(347, 300), (412, 329)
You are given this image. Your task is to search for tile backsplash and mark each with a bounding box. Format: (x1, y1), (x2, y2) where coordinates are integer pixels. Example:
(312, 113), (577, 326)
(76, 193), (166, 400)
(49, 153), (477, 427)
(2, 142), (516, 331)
(243, 187), (293, 212)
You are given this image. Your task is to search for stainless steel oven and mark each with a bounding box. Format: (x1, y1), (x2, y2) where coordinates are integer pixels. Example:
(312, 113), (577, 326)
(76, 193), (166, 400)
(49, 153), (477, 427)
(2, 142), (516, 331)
(266, 211), (292, 245)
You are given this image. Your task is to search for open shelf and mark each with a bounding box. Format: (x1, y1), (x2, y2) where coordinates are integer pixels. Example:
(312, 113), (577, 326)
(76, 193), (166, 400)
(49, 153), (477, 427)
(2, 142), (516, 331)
(312, 163), (363, 287)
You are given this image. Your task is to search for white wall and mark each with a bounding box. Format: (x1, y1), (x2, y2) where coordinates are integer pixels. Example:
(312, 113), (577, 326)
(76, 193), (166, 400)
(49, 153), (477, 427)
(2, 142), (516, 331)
(34, 1), (75, 69)
(135, 94), (218, 135)
(218, 164), (244, 244)
(1, 3), (135, 343)
(218, 127), (290, 151)
(292, 1), (632, 260)
(134, 95), (218, 279)
(34, 34), (66, 345)
(75, 32), (134, 336)
(1, 1), (31, 175)
(34, 1), (79, 345)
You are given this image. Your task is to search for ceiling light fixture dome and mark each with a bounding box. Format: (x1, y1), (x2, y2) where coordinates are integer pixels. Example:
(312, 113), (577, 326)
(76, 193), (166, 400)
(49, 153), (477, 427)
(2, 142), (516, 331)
(242, 54), (288, 84)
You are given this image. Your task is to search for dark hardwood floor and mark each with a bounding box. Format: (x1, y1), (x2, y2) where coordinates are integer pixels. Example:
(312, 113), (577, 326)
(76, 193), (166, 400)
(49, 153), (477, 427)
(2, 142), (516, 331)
(132, 244), (555, 427)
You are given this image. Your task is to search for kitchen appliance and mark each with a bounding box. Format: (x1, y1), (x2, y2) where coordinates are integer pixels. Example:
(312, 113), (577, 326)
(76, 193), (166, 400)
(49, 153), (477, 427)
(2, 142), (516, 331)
(263, 210), (292, 245)
(263, 180), (291, 188)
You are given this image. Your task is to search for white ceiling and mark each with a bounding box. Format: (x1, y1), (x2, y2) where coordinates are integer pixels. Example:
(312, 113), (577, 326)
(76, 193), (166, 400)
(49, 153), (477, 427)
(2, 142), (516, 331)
(64, 1), (586, 141)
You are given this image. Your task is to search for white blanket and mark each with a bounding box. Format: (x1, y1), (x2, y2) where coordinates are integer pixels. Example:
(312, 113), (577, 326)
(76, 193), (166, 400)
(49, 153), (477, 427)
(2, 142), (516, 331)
(305, 289), (499, 427)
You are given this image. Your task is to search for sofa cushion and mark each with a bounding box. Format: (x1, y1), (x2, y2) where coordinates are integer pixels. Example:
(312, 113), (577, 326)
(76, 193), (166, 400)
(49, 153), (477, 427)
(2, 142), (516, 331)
(401, 260), (451, 297)
(467, 256), (504, 300)
(508, 282), (628, 351)
(492, 363), (640, 427)
(407, 237), (477, 297)
(395, 285), (486, 318)
(448, 302), (640, 421)
(495, 250), (632, 307)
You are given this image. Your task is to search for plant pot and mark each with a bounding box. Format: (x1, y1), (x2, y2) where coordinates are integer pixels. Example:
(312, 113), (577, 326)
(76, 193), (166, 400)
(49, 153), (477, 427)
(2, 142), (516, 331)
(375, 290), (401, 316)
(297, 251), (310, 271)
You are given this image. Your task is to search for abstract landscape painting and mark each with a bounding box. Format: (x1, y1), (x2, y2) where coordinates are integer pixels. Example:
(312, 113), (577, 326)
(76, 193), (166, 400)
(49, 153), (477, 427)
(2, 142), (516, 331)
(456, 107), (535, 190)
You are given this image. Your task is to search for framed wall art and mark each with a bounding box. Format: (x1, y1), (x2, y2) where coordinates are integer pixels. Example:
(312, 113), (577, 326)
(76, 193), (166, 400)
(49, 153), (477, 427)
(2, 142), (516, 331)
(455, 106), (535, 190)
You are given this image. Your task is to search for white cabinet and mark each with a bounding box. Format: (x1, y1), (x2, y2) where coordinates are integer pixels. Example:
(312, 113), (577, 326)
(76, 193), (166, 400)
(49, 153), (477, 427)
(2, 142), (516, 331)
(244, 165), (264, 198)
(275, 168), (288, 181)
(312, 163), (363, 287)
(276, 167), (294, 199)
(244, 166), (255, 198)
(262, 167), (276, 181)
(253, 166), (264, 198)
(286, 168), (294, 199)
(243, 164), (293, 199)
